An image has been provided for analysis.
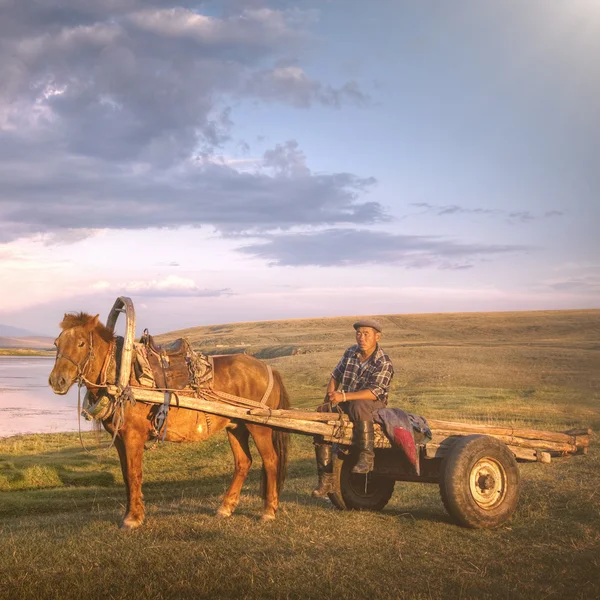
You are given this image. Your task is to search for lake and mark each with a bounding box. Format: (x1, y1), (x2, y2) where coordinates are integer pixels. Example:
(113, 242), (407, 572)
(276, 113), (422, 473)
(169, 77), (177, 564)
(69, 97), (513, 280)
(0, 356), (92, 438)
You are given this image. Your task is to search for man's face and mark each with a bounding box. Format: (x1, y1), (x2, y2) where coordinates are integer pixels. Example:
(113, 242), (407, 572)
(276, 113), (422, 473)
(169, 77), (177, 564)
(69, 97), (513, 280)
(355, 327), (381, 353)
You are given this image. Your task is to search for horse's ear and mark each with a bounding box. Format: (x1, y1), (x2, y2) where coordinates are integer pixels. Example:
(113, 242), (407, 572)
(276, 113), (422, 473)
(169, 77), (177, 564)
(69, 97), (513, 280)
(86, 314), (100, 331)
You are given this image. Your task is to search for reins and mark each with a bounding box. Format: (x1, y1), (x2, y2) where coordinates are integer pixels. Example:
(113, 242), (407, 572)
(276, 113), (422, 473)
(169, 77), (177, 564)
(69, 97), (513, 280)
(57, 331), (127, 455)
(57, 323), (278, 455)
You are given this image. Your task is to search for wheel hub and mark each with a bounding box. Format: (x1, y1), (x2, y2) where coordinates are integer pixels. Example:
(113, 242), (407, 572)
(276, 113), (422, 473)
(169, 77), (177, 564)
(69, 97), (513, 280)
(469, 457), (507, 510)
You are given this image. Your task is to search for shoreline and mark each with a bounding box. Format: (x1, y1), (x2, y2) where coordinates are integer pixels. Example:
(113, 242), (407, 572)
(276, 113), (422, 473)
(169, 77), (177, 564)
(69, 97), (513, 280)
(0, 350), (54, 357)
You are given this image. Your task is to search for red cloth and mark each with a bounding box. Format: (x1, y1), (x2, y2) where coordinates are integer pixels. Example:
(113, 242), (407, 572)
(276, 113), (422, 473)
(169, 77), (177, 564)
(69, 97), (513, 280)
(393, 427), (417, 468)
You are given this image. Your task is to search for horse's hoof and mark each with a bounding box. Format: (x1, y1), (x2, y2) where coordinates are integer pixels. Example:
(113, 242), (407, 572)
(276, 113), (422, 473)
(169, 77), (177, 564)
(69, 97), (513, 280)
(260, 513), (276, 523)
(120, 517), (143, 530)
(216, 507), (232, 519)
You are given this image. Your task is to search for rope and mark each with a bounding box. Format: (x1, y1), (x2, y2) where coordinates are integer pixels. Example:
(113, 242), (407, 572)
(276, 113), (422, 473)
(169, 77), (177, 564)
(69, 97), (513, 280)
(70, 328), (278, 453)
(73, 338), (132, 456)
(76, 382), (125, 456)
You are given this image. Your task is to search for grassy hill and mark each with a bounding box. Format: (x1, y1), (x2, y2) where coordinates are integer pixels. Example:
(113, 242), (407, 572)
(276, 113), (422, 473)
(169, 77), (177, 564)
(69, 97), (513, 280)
(156, 309), (600, 427)
(0, 335), (54, 353)
(0, 309), (598, 599)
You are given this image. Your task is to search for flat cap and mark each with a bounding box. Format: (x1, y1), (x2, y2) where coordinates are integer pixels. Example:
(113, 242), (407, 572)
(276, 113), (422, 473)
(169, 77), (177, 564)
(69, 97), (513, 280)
(353, 319), (383, 333)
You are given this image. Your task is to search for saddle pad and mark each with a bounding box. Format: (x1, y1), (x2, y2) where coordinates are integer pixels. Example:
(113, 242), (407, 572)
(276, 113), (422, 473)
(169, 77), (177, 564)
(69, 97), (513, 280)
(132, 340), (213, 392)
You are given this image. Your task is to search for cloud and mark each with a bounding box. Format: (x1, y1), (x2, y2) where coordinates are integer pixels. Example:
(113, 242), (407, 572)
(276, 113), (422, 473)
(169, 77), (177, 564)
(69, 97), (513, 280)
(0, 244), (70, 271)
(0, 142), (382, 243)
(91, 275), (233, 298)
(0, 3), (361, 159)
(237, 228), (528, 268)
(545, 276), (600, 294)
(411, 203), (565, 223)
(245, 64), (370, 108)
(507, 211), (535, 223)
(262, 139), (310, 177)
(0, 2), (376, 244)
(411, 203), (500, 217)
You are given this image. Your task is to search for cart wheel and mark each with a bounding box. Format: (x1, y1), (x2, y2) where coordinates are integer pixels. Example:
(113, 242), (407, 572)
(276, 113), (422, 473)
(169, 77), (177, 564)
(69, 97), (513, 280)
(439, 434), (520, 529)
(329, 452), (395, 511)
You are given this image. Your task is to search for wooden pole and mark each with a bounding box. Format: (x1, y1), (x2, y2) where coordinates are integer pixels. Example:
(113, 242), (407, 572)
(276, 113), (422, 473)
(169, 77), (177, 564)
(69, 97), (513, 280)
(105, 385), (590, 455)
(106, 385), (352, 442)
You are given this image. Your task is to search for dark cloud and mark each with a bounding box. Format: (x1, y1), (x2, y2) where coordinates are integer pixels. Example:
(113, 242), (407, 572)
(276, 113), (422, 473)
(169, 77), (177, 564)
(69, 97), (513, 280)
(0, 138), (381, 242)
(0, 2), (376, 244)
(0, 2), (366, 163)
(237, 228), (527, 268)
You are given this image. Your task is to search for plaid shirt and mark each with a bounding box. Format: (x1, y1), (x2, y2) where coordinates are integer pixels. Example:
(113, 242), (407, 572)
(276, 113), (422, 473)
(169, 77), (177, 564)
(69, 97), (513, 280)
(332, 344), (394, 404)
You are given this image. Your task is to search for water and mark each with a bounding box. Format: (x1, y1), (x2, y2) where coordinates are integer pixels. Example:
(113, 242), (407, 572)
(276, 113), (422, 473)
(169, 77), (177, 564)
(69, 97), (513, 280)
(0, 356), (90, 438)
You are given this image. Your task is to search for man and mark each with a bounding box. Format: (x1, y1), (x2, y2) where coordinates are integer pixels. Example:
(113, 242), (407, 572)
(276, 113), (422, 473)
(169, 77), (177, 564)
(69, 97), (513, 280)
(312, 318), (394, 498)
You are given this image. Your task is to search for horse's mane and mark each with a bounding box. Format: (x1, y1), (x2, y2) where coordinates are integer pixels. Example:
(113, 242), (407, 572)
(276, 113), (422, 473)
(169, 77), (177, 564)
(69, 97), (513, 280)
(59, 312), (115, 343)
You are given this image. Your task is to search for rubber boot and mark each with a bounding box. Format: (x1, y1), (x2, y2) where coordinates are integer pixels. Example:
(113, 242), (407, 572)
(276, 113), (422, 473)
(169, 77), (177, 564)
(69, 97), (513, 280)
(312, 443), (335, 498)
(351, 421), (375, 474)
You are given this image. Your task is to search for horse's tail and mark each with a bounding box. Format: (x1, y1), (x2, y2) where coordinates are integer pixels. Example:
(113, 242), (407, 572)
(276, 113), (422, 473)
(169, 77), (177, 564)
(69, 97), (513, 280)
(263, 368), (290, 494)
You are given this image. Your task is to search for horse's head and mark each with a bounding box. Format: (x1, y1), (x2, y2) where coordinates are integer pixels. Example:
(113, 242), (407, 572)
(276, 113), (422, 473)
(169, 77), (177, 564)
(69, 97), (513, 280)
(49, 312), (112, 395)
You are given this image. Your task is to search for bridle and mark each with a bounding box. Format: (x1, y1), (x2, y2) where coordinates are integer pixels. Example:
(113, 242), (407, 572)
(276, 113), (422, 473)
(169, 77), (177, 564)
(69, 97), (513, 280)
(55, 327), (121, 455)
(55, 330), (115, 389)
(55, 331), (95, 383)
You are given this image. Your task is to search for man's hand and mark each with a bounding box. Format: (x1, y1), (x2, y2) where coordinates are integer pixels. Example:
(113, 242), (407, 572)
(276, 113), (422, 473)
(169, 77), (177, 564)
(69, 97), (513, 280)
(327, 390), (345, 405)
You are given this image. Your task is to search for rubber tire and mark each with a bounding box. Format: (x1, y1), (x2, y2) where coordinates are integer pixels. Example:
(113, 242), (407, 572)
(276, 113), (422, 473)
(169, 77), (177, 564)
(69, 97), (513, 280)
(439, 434), (520, 529)
(329, 452), (395, 511)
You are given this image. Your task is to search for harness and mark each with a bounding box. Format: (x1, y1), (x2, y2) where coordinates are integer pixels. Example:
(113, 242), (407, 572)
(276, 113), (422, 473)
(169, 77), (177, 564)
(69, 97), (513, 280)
(57, 327), (275, 452)
(56, 331), (129, 453)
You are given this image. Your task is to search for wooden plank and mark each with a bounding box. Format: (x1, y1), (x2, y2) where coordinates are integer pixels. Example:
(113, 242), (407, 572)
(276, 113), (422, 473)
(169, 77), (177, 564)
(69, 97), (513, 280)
(565, 427), (593, 436)
(427, 418), (588, 447)
(424, 442), (550, 463)
(509, 447), (552, 463)
(429, 431), (577, 453)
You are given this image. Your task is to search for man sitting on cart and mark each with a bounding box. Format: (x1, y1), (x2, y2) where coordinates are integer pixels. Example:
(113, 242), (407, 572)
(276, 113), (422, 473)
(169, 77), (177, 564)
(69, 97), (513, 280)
(312, 319), (394, 498)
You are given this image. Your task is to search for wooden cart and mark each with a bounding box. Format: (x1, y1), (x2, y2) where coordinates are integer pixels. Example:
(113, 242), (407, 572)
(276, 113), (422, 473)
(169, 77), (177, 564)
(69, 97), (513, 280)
(103, 297), (592, 529)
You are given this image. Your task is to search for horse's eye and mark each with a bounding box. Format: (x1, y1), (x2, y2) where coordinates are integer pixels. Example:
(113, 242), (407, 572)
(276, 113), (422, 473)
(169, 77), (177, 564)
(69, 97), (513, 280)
(78, 341), (86, 348)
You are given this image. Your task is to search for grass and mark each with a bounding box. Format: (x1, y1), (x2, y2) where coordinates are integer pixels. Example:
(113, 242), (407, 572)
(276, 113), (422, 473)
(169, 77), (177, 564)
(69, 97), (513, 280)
(0, 309), (598, 599)
(0, 349), (54, 356)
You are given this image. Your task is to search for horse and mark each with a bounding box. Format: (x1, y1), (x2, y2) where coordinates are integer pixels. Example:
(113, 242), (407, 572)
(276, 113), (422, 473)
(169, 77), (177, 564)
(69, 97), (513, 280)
(48, 312), (290, 529)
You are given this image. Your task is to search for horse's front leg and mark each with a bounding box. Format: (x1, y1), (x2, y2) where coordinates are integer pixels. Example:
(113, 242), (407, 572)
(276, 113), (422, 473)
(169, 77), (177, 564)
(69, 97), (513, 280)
(217, 425), (252, 518)
(247, 424), (279, 522)
(114, 428), (146, 530)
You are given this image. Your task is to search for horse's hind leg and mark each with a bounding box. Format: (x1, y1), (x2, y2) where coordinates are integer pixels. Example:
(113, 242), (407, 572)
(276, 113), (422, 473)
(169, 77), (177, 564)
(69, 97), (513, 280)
(247, 423), (279, 522)
(114, 430), (146, 530)
(217, 425), (252, 518)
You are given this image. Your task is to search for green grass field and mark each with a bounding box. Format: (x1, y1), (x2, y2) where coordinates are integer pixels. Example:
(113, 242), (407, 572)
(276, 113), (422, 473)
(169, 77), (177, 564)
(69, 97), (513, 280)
(0, 309), (598, 599)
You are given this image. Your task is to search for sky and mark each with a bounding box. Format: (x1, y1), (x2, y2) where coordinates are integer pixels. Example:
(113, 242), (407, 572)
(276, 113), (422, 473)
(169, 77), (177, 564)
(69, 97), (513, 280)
(0, 0), (599, 336)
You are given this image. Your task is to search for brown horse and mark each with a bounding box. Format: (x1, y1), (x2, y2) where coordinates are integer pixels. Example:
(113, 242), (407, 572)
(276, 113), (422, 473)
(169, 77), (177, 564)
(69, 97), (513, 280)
(48, 312), (290, 529)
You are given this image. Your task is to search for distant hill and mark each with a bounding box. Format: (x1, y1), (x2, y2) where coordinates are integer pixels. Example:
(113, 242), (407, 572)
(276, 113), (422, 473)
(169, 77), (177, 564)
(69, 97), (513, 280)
(144, 308), (600, 416)
(0, 335), (55, 350)
(0, 324), (39, 337)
